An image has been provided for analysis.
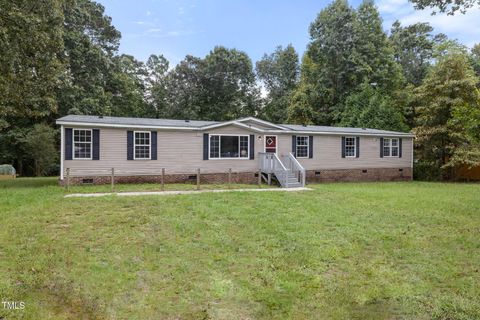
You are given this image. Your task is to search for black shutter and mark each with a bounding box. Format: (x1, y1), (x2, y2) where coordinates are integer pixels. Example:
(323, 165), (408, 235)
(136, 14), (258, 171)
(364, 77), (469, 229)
(341, 137), (345, 158)
(127, 131), (133, 160)
(151, 131), (157, 160)
(203, 133), (209, 160)
(292, 135), (297, 157)
(65, 128), (72, 160)
(356, 137), (360, 158)
(380, 137), (384, 158)
(308, 136), (313, 158)
(399, 138), (403, 158)
(92, 129), (100, 160)
(249, 135), (255, 160)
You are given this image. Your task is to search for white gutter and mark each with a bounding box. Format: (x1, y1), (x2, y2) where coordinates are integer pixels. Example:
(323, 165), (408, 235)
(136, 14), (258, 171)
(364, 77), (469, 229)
(260, 129), (415, 138)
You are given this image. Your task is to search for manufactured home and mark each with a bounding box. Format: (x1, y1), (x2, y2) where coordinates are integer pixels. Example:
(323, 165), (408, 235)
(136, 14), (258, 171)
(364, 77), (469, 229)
(56, 115), (414, 187)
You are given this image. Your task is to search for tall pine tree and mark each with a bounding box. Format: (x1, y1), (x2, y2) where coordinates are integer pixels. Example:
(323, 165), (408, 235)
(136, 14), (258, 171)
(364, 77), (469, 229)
(291, 0), (402, 126)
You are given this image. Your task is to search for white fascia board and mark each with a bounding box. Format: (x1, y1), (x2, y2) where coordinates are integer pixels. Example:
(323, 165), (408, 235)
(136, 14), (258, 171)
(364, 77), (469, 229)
(201, 120), (265, 132)
(230, 122), (265, 132)
(236, 117), (288, 130)
(200, 120), (239, 130)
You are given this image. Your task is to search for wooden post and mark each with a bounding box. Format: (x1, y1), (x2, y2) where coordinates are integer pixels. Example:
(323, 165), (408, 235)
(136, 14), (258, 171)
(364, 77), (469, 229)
(258, 170), (262, 187)
(161, 168), (165, 191)
(66, 168), (70, 191)
(267, 173), (271, 186)
(228, 168), (232, 188)
(111, 168), (115, 192)
(197, 168), (200, 190)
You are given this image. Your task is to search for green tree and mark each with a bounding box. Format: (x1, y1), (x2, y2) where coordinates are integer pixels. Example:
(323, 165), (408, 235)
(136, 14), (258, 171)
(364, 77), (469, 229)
(338, 84), (409, 131)
(389, 21), (445, 86)
(165, 47), (259, 121)
(0, 0), (64, 127)
(471, 43), (480, 78)
(109, 54), (149, 117)
(164, 55), (204, 119)
(146, 54), (170, 118)
(448, 100), (480, 168)
(410, 0), (480, 15)
(256, 44), (299, 123)
(304, 0), (358, 124)
(22, 124), (58, 176)
(287, 83), (316, 125)
(298, 0), (402, 125)
(414, 50), (479, 178)
(0, 127), (28, 175)
(57, 0), (121, 116)
(353, 0), (403, 93)
(200, 46), (259, 120)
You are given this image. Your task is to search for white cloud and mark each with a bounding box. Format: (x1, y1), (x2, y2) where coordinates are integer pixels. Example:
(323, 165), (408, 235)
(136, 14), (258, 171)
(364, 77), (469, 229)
(134, 21), (154, 26)
(131, 28), (203, 39)
(147, 28), (163, 33)
(378, 0), (480, 47)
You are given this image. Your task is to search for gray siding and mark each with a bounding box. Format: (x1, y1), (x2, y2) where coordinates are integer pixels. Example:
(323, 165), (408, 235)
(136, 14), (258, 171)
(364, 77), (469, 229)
(63, 125), (412, 177)
(277, 135), (412, 170)
(64, 126), (261, 176)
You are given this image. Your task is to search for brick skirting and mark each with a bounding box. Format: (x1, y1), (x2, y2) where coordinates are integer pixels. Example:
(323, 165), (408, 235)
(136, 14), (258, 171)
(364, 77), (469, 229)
(60, 171), (259, 186)
(60, 167), (412, 186)
(306, 167), (412, 183)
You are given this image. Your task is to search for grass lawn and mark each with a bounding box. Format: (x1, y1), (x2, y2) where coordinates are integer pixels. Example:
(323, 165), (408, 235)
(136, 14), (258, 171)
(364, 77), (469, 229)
(1, 178), (479, 319)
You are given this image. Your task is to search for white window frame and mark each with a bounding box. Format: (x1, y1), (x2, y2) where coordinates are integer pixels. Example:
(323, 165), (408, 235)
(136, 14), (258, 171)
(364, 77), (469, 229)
(133, 131), (151, 160)
(345, 136), (356, 158)
(208, 134), (250, 160)
(383, 138), (399, 157)
(296, 135), (309, 158)
(73, 129), (92, 160)
(264, 135), (278, 154)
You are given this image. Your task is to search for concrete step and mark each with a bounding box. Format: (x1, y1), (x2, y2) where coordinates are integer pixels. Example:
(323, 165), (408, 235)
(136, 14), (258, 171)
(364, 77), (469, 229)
(285, 183), (302, 188)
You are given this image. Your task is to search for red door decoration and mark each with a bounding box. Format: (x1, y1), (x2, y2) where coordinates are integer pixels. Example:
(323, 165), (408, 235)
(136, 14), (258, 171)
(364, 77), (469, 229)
(265, 136), (277, 153)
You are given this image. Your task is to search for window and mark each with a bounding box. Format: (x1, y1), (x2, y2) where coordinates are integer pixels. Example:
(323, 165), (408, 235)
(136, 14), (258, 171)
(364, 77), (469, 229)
(296, 136), (309, 158)
(73, 129), (92, 159)
(383, 138), (399, 157)
(345, 137), (356, 157)
(209, 135), (249, 159)
(134, 131), (150, 159)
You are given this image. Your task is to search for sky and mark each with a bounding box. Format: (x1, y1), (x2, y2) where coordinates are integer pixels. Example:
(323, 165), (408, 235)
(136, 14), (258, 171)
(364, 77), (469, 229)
(97, 0), (480, 65)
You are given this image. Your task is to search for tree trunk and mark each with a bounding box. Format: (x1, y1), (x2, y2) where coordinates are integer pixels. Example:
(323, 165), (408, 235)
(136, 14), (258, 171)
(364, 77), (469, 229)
(35, 159), (40, 177)
(17, 159), (23, 177)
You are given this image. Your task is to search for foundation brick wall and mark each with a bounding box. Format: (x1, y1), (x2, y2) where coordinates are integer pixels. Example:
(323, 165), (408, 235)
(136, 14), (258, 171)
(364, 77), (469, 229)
(60, 167), (412, 186)
(306, 167), (412, 183)
(60, 171), (259, 186)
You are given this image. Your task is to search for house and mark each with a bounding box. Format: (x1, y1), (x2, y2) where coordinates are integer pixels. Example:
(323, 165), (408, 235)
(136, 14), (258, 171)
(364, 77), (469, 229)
(56, 115), (414, 187)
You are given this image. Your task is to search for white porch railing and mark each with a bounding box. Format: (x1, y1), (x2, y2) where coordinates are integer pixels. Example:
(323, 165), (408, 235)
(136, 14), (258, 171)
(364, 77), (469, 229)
(258, 152), (290, 187)
(259, 152), (305, 188)
(281, 152), (306, 187)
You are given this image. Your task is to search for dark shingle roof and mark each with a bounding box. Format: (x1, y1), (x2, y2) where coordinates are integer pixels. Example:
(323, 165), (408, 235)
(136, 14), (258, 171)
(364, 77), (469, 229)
(57, 115), (219, 128)
(281, 124), (412, 136)
(56, 115), (413, 136)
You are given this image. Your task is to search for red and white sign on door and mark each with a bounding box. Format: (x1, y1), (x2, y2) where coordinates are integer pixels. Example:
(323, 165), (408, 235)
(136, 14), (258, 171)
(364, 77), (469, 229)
(265, 136), (277, 153)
